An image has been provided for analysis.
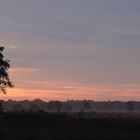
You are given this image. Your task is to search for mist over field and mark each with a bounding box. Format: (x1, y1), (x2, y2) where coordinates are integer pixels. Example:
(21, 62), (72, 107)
(1, 99), (138, 113)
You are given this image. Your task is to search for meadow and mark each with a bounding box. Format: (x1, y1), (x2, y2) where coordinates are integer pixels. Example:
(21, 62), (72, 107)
(0, 112), (140, 140)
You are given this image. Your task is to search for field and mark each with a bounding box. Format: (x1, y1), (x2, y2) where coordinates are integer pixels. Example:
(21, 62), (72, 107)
(0, 112), (140, 140)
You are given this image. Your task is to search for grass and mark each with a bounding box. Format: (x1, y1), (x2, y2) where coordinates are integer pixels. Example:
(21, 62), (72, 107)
(0, 112), (140, 140)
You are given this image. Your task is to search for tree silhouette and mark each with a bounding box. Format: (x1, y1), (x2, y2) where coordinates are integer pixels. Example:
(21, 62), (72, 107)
(47, 101), (62, 112)
(29, 104), (40, 112)
(13, 103), (24, 112)
(54, 101), (62, 112)
(0, 46), (14, 94)
(126, 101), (135, 112)
(0, 46), (14, 113)
(82, 100), (91, 112)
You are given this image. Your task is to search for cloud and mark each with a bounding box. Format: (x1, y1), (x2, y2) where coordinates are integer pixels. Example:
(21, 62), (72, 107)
(3, 79), (140, 101)
(7, 45), (18, 49)
(10, 67), (37, 72)
(106, 28), (140, 36)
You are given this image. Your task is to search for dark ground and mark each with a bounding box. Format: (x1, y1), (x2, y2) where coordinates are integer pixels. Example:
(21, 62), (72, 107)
(0, 112), (140, 140)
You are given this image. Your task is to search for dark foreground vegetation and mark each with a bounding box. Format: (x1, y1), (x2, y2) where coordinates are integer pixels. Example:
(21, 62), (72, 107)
(0, 112), (140, 140)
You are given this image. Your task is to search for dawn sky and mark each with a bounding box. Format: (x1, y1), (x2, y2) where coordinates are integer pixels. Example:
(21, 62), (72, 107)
(0, 0), (140, 101)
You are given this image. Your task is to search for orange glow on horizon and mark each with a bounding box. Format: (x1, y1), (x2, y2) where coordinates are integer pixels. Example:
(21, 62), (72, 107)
(0, 83), (140, 101)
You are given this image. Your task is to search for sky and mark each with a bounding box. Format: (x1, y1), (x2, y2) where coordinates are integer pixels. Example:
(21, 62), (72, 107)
(0, 0), (140, 101)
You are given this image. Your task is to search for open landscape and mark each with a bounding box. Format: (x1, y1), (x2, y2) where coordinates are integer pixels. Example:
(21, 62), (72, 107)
(1, 111), (140, 140)
(0, 100), (140, 140)
(0, 0), (140, 139)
